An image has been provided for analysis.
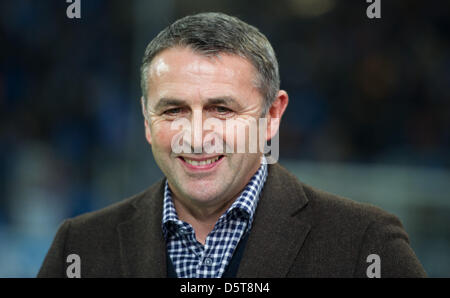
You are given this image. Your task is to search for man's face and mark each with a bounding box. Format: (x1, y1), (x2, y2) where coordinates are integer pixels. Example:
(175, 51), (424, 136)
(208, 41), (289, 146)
(143, 46), (268, 207)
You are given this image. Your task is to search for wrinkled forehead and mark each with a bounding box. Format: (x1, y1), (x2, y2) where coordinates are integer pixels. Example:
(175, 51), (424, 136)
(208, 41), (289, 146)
(146, 47), (260, 89)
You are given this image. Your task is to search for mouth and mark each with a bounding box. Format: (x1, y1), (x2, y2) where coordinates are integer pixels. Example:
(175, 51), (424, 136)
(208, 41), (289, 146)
(177, 155), (225, 171)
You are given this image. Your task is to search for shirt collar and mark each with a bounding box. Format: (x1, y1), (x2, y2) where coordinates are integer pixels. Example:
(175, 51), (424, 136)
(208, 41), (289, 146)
(162, 156), (268, 239)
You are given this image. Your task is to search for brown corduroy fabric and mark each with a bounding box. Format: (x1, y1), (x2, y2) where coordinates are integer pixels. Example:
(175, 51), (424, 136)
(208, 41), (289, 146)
(37, 162), (427, 278)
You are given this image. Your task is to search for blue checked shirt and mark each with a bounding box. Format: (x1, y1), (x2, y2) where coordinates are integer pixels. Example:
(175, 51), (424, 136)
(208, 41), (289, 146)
(162, 158), (268, 278)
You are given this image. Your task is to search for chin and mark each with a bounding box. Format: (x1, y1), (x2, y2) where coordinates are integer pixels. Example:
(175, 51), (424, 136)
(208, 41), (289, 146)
(187, 191), (218, 202)
(184, 188), (224, 203)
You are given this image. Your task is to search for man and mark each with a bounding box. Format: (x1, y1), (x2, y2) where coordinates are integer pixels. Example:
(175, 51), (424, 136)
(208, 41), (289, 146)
(38, 12), (426, 278)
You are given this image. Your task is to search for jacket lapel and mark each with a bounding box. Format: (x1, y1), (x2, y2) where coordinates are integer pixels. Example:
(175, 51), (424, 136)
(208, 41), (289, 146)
(116, 163), (311, 278)
(117, 179), (167, 277)
(237, 163), (311, 277)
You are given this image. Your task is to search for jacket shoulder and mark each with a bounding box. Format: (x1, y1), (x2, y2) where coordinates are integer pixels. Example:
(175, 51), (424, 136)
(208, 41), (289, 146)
(272, 162), (397, 224)
(37, 179), (165, 277)
(273, 164), (426, 277)
(301, 182), (399, 225)
(67, 178), (164, 229)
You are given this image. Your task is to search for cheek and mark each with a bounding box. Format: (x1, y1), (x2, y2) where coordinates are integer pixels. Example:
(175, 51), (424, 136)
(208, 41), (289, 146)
(221, 118), (261, 151)
(151, 122), (177, 149)
(158, 131), (175, 149)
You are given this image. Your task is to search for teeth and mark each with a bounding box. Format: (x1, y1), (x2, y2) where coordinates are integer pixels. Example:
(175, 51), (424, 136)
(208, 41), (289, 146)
(184, 156), (220, 166)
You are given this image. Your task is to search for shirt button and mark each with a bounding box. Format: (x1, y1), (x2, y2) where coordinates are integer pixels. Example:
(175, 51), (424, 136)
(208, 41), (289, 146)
(204, 257), (213, 266)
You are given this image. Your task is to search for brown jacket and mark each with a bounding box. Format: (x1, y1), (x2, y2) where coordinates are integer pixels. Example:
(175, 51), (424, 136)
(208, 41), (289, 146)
(37, 163), (427, 277)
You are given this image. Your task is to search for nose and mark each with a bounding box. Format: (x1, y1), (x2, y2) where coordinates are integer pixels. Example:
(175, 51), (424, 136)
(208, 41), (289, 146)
(191, 108), (204, 153)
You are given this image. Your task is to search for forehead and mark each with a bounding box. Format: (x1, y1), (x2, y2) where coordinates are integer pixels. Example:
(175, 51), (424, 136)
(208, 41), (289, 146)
(146, 46), (260, 101)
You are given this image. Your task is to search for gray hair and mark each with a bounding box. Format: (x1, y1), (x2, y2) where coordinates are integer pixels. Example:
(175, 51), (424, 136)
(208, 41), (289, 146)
(140, 12), (280, 116)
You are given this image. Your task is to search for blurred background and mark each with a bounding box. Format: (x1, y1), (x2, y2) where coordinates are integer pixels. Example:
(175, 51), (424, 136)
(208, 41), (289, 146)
(0, 0), (449, 277)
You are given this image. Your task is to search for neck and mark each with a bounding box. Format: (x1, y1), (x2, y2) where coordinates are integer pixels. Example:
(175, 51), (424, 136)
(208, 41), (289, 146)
(172, 191), (240, 244)
(170, 156), (263, 244)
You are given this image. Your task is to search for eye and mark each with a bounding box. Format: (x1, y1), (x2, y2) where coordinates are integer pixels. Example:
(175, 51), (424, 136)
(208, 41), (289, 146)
(214, 106), (233, 114)
(163, 107), (184, 116)
(209, 106), (234, 119)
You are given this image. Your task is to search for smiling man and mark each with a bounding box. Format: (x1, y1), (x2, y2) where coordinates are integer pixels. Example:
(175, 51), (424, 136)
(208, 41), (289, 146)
(141, 45), (284, 250)
(38, 12), (426, 278)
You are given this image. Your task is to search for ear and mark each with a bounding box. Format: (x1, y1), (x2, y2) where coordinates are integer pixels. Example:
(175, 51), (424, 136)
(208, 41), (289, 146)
(266, 90), (289, 141)
(141, 96), (152, 145)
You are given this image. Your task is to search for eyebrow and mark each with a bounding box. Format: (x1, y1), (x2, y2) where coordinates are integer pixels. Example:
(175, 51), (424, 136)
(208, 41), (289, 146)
(153, 98), (185, 111)
(153, 96), (243, 111)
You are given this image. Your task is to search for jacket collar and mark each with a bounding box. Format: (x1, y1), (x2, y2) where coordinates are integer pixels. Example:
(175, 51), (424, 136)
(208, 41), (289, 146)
(236, 162), (311, 277)
(117, 162), (311, 277)
(117, 179), (167, 277)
